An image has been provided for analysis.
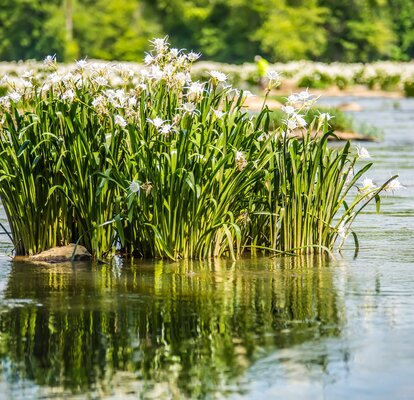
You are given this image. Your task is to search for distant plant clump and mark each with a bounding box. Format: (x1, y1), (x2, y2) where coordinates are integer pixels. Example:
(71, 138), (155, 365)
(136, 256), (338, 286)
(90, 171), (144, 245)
(0, 38), (401, 260)
(190, 60), (414, 95)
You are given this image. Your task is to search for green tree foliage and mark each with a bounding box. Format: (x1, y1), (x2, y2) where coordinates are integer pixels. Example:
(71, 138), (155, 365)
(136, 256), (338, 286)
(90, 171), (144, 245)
(254, 0), (328, 61)
(320, 0), (396, 62)
(73, 0), (162, 61)
(0, 0), (413, 62)
(0, 0), (62, 60)
(387, 0), (414, 60)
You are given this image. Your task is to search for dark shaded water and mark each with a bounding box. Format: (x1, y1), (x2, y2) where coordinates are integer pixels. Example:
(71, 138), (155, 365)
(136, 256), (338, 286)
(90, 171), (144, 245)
(1, 97), (414, 399)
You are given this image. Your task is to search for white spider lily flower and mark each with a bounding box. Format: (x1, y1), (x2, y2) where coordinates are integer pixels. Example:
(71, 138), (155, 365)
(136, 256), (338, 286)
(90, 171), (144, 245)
(150, 37), (169, 53)
(187, 51), (201, 62)
(129, 180), (141, 194)
(105, 89), (127, 108)
(43, 54), (56, 67)
(92, 95), (106, 109)
(22, 70), (34, 79)
(0, 74), (10, 85)
(150, 65), (164, 81)
(344, 169), (354, 186)
(267, 70), (281, 81)
(180, 102), (199, 115)
(128, 96), (137, 107)
(287, 94), (299, 104)
(147, 116), (165, 128)
(94, 76), (108, 86)
(337, 217), (353, 240)
(235, 151), (248, 171)
(115, 115), (127, 128)
(144, 53), (155, 65)
(163, 64), (175, 79)
(356, 145), (371, 159)
(212, 109), (226, 119)
(295, 114), (307, 128)
(257, 132), (269, 142)
(42, 82), (51, 91)
(384, 178), (405, 193)
(285, 118), (298, 131)
(160, 124), (173, 135)
(360, 177), (376, 195)
(337, 220), (348, 239)
(318, 112), (334, 123)
(298, 89), (311, 101)
(140, 69), (150, 79)
(209, 70), (227, 83)
(8, 91), (21, 103)
(76, 58), (88, 70)
(0, 95), (10, 107)
(174, 72), (189, 87)
(281, 105), (296, 115)
(111, 76), (124, 87)
(62, 89), (75, 102)
(267, 70), (281, 88)
(49, 73), (62, 85)
(362, 177), (375, 188)
(169, 48), (180, 58)
(242, 90), (255, 99)
(22, 79), (33, 89)
(62, 73), (74, 83)
(137, 83), (148, 92)
(187, 81), (204, 98)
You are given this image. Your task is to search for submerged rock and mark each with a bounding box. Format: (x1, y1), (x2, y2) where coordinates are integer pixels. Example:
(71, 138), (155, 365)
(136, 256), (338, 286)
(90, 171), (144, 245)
(337, 102), (363, 112)
(29, 244), (92, 263)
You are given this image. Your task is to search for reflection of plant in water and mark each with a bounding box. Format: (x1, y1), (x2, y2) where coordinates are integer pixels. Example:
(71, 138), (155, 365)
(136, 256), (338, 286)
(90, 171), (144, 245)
(0, 257), (342, 398)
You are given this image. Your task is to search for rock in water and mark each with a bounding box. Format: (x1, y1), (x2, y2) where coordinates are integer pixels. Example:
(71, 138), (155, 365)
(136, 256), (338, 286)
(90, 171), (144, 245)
(29, 244), (92, 262)
(337, 102), (363, 112)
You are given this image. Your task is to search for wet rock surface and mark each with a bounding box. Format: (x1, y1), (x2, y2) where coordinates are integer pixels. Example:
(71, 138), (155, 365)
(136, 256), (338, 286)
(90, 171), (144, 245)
(28, 244), (92, 262)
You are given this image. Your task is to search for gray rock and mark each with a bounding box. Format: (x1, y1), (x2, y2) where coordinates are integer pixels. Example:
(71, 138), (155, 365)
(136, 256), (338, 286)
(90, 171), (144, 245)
(29, 244), (92, 262)
(337, 102), (363, 112)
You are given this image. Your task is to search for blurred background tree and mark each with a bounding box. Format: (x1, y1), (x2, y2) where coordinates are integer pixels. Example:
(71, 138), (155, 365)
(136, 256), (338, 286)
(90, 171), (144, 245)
(0, 0), (413, 63)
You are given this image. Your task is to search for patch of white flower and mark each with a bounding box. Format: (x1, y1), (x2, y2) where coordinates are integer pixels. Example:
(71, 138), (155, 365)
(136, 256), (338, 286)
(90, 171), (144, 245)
(356, 145), (371, 159)
(114, 115), (127, 128)
(235, 151), (248, 171)
(384, 177), (404, 193)
(147, 117), (165, 129)
(209, 70), (227, 83)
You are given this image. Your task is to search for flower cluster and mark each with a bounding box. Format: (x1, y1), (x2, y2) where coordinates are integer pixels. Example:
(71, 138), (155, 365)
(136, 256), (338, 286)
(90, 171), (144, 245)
(0, 37), (403, 259)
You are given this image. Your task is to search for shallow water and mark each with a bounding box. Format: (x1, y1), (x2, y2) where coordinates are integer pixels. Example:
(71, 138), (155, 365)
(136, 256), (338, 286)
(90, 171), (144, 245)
(0, 97), (413, 399)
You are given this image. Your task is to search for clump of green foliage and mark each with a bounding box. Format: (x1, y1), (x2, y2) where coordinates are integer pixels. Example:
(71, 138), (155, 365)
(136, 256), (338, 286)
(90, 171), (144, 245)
(268, 106), (354, 133)
(404, 78), (414, 97)
(0, 39), (399, 259)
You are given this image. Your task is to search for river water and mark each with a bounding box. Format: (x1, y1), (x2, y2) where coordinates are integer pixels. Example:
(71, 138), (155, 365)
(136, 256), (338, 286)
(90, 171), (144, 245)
(0, 97), (413, 399)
